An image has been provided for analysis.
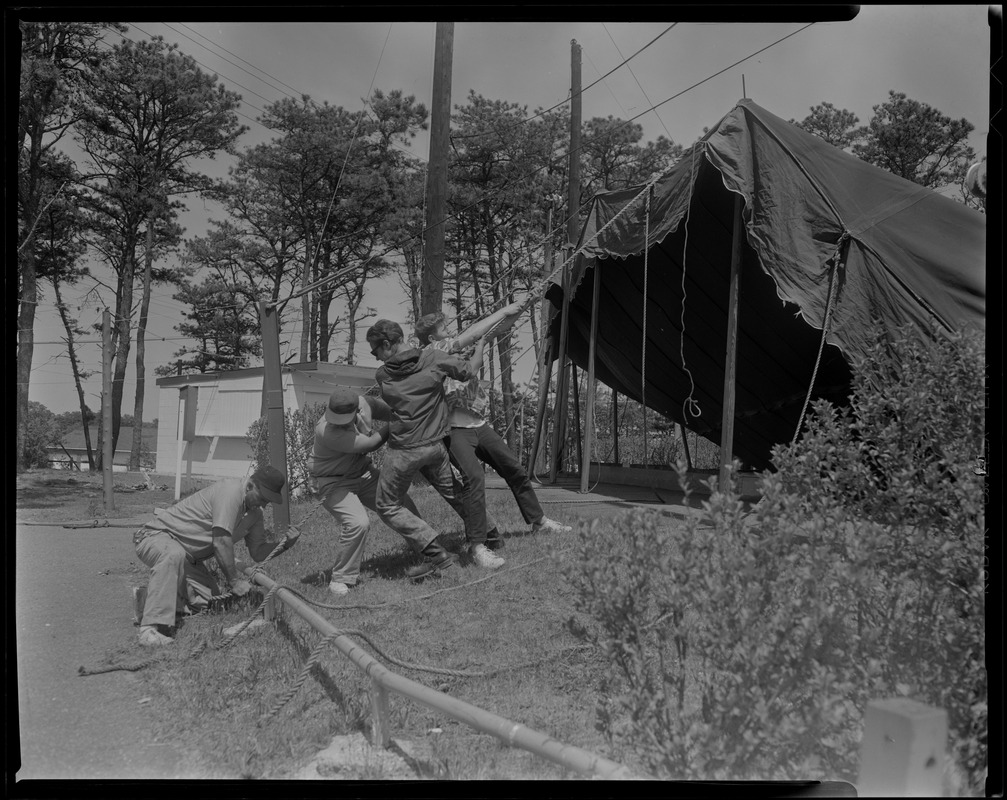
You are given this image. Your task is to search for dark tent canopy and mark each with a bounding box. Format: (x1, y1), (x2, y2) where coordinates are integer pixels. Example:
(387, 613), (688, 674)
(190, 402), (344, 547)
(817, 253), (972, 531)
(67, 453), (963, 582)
(547, 99), (985, 472)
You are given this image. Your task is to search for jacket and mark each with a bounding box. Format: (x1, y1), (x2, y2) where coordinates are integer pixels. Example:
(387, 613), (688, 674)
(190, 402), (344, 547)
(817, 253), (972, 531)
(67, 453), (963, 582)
(375, 347), (474, 448)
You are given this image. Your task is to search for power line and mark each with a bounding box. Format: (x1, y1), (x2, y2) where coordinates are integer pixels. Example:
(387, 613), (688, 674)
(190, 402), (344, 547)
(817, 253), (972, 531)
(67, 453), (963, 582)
(601, 23), (674, 142)
(450, 23), (679, 142)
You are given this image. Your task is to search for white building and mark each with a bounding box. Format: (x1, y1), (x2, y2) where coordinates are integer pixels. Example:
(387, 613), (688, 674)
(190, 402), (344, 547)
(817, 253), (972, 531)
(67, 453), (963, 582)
(154, 361), (376, 480)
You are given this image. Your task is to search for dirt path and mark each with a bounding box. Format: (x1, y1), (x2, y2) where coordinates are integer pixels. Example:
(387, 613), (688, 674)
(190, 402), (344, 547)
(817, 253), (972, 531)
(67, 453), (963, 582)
(13, 515), (205, 783)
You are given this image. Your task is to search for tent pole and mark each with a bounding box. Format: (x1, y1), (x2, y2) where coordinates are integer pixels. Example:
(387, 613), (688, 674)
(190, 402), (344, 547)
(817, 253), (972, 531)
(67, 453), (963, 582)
(612, 390), (620, 465)
(572, 361), (582, 472)
(718, 194), (744, 493)
(680, 423), (692, 471)
(580, 264), (602, 492)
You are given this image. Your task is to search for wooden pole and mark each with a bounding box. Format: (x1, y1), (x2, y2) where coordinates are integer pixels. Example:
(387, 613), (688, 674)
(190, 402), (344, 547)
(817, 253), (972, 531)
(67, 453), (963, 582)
(527, 203), (555, 476)
(612, 389), (620, 465)
(421, 21), (454, 316)
(718, 194), (744, 493)
(259, 301), (290, 534)
(174, 388), (185, 501)
(549, 39), (582, 483)
(571, 362), (582, 471)
(580, 264), (601, 492)
(680, 423), (693, 471)
(101, 309), (114, 512)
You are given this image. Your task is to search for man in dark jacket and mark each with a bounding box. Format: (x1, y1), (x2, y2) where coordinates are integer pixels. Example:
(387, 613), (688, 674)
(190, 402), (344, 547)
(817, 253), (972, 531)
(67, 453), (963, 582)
(367, 319), (484, 579)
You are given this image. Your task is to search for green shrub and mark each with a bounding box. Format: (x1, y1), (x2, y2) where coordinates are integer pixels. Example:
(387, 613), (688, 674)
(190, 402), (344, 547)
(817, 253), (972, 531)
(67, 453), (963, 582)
(247, 403), (326, 496)
(21, 401), (60, 469)
(564, 325), (986, 790)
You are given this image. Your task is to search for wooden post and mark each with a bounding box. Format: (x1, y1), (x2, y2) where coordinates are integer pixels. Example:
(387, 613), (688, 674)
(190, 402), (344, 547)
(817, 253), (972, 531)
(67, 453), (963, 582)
(680, 423), (693, 471)
(101, 309), (114, 512)
(612, 389), (619, 465)
(549, 39), (582, 483)
(370, 678), (392, 749)
(174, 387), (186, 501)
(527, 204), (556, 477)
(259, 301), (291, 535)
(571, 362), (582, 471)
(580, 265), (601, 492)
(718, 194), (744, 493)
(421, 21), (454, 316)
(858, 698), (948, 797)
(527, 354), (553, 479)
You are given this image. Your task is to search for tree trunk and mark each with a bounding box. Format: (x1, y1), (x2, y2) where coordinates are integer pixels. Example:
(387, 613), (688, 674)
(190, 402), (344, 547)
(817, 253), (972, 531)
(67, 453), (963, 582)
(317, 289), (333, 362)
(110, 242), (136, 456)
(16, 115), (46, 472)
(129, 215), (155, 470)
(53, 280), (96, 470)
(300, 240), (311, 361)
(16, 254), (37, 473)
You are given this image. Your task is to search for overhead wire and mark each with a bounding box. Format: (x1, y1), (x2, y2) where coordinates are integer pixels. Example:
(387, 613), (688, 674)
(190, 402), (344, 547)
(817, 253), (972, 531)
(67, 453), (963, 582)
(46, 22), (816, 411)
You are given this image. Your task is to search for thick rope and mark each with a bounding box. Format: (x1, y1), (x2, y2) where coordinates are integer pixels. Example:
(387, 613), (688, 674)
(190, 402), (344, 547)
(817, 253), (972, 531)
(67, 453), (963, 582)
(790, 237), (846, 446)
(297, 549), (570, 611)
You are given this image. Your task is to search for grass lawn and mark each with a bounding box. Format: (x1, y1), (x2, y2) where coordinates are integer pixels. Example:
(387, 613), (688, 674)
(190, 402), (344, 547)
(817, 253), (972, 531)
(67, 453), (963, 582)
(101, 478), (665, 780)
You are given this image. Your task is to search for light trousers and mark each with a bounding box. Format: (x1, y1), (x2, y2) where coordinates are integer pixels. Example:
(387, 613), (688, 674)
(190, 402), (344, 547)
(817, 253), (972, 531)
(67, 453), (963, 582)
(135, 531), (219, 628)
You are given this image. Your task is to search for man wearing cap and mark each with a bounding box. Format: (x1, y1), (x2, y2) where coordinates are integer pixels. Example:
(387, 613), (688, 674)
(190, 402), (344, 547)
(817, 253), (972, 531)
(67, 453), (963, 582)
(367, 319), (483, 580)
(132, 465), (295, 646)
(308, 388), (427, 595)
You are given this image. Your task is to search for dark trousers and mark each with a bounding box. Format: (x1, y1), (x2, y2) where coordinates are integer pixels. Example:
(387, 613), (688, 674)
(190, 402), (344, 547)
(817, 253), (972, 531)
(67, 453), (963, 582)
(447, 424), (544, 544)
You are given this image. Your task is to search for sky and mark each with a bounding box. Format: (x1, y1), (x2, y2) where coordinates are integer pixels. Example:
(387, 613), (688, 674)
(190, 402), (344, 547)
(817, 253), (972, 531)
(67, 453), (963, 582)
(24, 6), (994, 422)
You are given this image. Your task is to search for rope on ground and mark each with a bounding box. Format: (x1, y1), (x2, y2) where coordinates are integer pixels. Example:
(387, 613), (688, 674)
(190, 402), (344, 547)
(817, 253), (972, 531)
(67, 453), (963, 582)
(294, 549), (571, 611)
(260, 626), (593, 724)
(190, 582), (284, 659)
(78, 656), (167, 676)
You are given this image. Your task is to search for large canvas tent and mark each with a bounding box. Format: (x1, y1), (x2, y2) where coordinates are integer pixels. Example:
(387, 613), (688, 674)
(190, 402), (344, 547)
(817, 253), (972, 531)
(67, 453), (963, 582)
(546, 99), (985, 472)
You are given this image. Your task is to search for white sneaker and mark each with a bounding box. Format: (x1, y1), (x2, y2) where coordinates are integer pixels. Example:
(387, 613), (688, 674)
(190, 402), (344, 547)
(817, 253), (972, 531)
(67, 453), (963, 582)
(470, 543), (505, 570)
(138, 625), (174, 647)
(223, 617), (269, 638)
(532, 517), (572, 534)
(328, 581), (350, 596)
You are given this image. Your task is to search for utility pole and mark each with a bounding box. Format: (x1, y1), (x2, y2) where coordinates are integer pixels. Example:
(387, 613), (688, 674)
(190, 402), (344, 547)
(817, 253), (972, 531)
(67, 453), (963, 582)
(259, 301), (291, 534)
(421, 21), (454, 316)
(102, 309), (114, 512)
(549, 39), (581, 483)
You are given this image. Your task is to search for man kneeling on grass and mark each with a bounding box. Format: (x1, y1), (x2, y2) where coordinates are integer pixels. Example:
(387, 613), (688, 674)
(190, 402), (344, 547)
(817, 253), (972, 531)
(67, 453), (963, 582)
(132, 466), (298, 646)
(367, 319), (485, 580)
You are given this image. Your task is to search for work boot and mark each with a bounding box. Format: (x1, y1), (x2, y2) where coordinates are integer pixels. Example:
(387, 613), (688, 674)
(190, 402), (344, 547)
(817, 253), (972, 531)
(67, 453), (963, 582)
(485, 528), (505, 551)
(406, 539), (457, 581)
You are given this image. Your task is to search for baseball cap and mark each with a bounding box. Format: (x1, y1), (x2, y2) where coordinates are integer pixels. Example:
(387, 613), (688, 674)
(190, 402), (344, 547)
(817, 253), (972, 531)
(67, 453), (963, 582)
(325, 388), (360, 425)
(250, 465), (286, 504)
